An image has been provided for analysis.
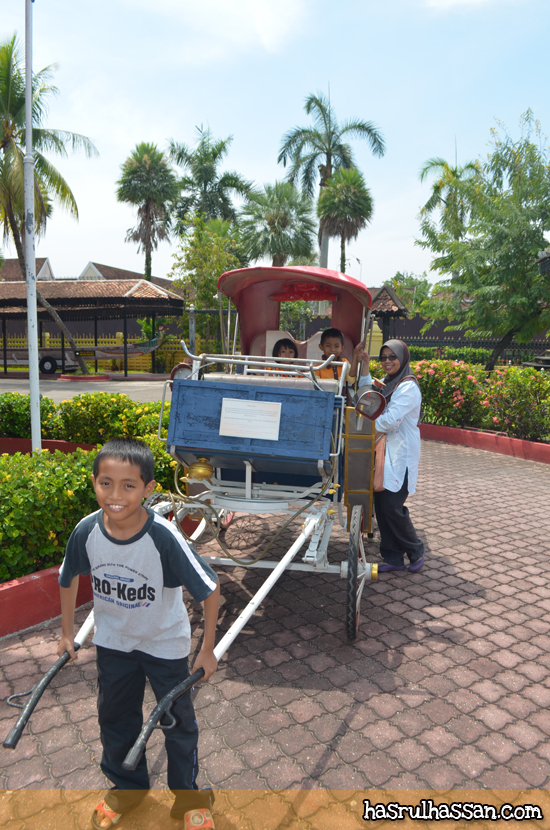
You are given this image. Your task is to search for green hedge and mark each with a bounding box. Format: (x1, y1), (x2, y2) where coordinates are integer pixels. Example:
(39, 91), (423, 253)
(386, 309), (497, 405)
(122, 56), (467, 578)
(0, 392), (57, 438)
(408, 346), (494, 364)
(0, 448), (98, 582)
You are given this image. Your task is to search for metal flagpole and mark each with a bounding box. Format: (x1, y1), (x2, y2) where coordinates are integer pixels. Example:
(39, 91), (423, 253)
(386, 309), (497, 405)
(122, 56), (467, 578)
(24, 0), (41, 451)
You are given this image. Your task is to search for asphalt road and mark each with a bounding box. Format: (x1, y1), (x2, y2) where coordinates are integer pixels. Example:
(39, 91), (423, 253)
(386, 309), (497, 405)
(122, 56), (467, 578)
(0, 377), (170, 404)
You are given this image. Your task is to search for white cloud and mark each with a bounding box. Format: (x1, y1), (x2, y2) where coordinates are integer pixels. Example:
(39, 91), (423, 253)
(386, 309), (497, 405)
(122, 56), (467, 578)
(119, 0), (308, 63)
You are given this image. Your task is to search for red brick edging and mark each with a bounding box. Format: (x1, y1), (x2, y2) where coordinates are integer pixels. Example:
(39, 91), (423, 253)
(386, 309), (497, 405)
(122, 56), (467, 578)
(420, 423), (550, 464)
(0, 437), (96, 454)
(0, 566), (92, 638)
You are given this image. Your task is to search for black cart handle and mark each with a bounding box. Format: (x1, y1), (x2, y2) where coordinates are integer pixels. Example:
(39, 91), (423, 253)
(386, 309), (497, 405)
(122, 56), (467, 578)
(122, 668), (205, 771)
(3, 643), (82, 750)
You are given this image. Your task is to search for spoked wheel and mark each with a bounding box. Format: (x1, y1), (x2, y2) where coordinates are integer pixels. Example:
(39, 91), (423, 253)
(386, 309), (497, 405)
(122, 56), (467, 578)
(346, 505), (367, 640)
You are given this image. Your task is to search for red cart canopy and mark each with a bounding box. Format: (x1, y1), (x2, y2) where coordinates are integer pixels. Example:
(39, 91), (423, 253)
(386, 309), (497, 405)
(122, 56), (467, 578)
(218, 266), (372, 355)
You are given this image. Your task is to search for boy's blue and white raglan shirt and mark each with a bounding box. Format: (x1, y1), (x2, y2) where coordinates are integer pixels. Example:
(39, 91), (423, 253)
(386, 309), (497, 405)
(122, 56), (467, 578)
(59, 508), (218, 660)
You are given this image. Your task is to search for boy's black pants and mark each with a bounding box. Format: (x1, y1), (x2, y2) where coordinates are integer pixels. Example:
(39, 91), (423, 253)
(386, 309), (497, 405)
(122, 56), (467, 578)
(373, 470), (424, 566)
(96, 645), (204, 814)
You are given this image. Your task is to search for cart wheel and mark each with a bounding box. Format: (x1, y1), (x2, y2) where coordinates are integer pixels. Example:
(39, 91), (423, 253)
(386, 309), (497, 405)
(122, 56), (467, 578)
(219, 510), (235, 530)
(39, 356), (57, 374)
(346, 505), (367, 641)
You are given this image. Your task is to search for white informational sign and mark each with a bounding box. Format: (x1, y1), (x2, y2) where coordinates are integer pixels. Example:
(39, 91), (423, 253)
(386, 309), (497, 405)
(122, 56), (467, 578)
(219, 398), (282, 441)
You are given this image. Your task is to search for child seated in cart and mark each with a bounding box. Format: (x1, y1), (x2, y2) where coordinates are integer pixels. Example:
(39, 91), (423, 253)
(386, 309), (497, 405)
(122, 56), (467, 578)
(315, 327), (359, 383)
(267, 337), (299, 377)
(272, 337), (298, 360)
(57, 438), (220, 830)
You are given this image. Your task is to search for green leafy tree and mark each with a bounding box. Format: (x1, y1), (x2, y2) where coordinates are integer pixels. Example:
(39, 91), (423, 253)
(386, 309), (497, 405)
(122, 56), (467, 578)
(0, 34), (98, 373)
(171, 215), (242, 347)
(116, 142), (179, 280)
(240, 181), (315, 266)
(202, 217), (249, 268)
(170, 215), (241, 307)
(168, 126), (251, 233)
(278, 92), (385, 265)
(417, 113), (550, 370)
(384, 271), (432, 312)
(317, 168), (373, 273)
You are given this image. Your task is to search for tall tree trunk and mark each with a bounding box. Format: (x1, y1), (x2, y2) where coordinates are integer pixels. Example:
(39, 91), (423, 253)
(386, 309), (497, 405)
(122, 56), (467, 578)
(36, 292), (89, 374)
(8, 209), (89, 374)
(145, 245), (152, 281)
(340, 234), (346, 273)
(318, 166), (331, 269)
(272, 254), (286, 267)
(319, 230), (329, 268)
(484, 328), (520, 371)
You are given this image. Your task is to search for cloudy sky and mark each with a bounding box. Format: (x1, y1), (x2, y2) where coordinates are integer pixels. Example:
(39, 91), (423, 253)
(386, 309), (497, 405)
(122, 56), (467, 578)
(2, 0), (548, 285)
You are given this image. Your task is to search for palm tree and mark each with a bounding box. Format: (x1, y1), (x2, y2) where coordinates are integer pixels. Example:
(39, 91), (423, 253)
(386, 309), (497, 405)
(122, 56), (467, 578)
(0, 35), (97, 266)
(0, 34), (98, 373)
(168, 126), (251, 233)
(239, 182), (315, 267)
(419, 157), (479, 240)
(278, 92), (385, 266)
(317, 168), (374, 273)
(116, 142), (179, 280)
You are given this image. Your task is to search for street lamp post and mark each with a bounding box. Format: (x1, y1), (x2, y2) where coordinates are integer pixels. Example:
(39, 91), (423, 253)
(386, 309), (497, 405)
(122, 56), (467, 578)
(25, 0), (41, 451)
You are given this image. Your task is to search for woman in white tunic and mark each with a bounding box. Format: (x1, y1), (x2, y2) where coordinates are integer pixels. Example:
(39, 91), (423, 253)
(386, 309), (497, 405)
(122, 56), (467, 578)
(356, 339), (425, 573)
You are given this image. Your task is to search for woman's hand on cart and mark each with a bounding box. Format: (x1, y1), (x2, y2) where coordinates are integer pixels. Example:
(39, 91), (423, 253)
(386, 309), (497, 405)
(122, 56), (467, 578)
(192, 647), (218, 681)
(353, 342), (370, 372)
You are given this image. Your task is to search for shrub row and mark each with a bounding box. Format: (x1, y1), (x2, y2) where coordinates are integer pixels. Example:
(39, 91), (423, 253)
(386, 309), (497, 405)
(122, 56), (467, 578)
(408, 346), (496, 364)
(370, 360), (550, 440)
(0, 391), (171, 444)
(407, 346), (537, 364)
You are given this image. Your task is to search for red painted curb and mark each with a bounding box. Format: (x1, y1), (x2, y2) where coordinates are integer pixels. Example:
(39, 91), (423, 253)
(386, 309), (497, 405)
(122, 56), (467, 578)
(0, 438), (95, 454)
(59, 374), (111, 381)
(420, 423), (550, 464)
(0, 566), (92, 638)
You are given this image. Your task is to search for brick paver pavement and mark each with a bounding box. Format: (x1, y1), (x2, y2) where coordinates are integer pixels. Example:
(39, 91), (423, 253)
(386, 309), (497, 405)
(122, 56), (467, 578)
(1, 440), (549, 817)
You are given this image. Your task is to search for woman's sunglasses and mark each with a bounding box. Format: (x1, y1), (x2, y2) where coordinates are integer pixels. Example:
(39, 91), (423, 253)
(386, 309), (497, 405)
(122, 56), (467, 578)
(381, 355), (398, 362)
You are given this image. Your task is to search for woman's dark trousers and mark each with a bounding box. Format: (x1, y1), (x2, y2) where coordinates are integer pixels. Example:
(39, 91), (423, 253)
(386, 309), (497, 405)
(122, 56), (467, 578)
(374, 470), (424, 567)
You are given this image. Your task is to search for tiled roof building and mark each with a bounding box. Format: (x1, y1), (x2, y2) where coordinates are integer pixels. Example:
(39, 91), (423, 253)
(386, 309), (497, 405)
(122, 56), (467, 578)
(0, 258), (54, 282)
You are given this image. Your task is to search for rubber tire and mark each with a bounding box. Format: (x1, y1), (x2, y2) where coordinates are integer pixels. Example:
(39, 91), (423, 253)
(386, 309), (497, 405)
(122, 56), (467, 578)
(346, 505), (364, 641)
(39, 356), (57, 374)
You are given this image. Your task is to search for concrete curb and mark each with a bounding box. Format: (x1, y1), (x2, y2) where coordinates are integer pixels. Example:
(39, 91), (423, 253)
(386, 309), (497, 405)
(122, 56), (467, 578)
(59, 374), (111, 381)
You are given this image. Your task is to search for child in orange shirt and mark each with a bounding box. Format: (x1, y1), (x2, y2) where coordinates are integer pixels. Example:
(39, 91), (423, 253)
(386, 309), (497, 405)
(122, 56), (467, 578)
(315, 328), (359, 382)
